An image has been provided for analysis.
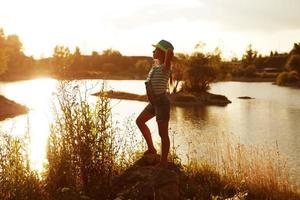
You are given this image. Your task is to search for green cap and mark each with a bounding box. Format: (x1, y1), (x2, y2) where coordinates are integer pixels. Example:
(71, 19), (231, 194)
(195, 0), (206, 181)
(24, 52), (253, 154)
(152, 39), (174, 52)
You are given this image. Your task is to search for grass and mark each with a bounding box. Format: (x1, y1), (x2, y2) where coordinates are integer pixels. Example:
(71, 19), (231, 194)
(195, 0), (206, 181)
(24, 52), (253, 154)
(178, 136), (300, 199)
(0, 133), (45, 200)
(0, 81), (299, 199)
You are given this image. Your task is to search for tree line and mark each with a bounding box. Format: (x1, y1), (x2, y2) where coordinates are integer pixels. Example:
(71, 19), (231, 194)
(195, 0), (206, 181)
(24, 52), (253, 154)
(0, 29), (35, 77)
(0, 27), (299, 90)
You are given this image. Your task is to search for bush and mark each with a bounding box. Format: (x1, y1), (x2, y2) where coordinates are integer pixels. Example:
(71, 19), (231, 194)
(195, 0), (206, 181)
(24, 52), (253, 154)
(276, 71), (299, 86)
(45, 81), (144, 199)
(276, 72), (289, 85)
(286, 55), (300, 74)
(0, 134), (45, 200)
(288, 70), (299, 82)
(181, 52), (217, 92)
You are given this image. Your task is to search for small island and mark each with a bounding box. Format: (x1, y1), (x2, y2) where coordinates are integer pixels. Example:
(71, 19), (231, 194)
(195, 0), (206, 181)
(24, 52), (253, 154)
(0, 95), (28, 121)
(238, 96), (255, 99)
(93, 90), (231, 106)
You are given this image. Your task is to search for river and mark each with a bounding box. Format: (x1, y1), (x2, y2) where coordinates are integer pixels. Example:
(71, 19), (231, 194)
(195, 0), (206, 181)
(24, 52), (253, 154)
(0, 78), (299, 183)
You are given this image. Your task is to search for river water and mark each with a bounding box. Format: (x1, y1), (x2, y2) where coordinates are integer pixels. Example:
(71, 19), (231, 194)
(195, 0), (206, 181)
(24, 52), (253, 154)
(0, 78), (299, 183)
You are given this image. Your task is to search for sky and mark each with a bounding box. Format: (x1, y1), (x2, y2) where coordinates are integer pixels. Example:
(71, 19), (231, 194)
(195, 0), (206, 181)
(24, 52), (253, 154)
(0, 0), (300, 59)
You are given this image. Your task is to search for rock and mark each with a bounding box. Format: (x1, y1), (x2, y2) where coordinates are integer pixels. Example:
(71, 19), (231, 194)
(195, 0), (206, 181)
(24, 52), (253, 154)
(200, 92), (232, 106)
(237, 96), (254, 99)
(112, 154), (180, 200)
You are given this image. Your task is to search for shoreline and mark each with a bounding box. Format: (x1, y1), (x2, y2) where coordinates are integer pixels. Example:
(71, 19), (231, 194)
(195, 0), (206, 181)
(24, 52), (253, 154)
(0, 95), (29, 121)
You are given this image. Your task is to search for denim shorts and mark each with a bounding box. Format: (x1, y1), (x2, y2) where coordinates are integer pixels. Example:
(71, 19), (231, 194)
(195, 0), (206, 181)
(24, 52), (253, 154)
(143, 95), (170, 122)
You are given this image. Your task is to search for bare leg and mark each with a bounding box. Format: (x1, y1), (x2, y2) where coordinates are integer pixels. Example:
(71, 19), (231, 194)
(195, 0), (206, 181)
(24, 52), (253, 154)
(157, 120), (170, 166)
(136, 110), (156, 153)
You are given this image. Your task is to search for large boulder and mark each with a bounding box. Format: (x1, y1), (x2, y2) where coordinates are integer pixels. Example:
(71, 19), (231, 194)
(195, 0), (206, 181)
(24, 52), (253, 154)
(111, 154), (180, 200)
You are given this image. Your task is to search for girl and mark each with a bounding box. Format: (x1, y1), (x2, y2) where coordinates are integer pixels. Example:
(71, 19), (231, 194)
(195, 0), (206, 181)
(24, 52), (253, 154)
(136, 39), (174, 167)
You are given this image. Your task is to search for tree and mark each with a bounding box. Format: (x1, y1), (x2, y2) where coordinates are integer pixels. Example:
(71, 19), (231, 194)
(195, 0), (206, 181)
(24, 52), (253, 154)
(242, 44), (257, 67)
(102, 48), (122, 57)
(286, 55), (300, 74)
(0, 28), (5, 48)
(290, 43), (300, 55)
(88, 51), (100, 71)
(70, 47), (83, 71)
(0, 29), (6, 74)
(91, 51), (99, 57)
(0, 30), (26, 74)
(171, 53), (189, 93)
(183, 52), (216, 92)
(5, 35), (23, 53)
(0, 49), (8, 75)
(244, 64), (256, 77)
(52, 46), (72, 73)
(135, 59), (151, 74)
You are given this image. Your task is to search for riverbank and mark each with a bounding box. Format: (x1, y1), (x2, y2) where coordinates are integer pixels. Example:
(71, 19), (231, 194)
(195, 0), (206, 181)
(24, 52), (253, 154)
(0, 95), (28, 121)
(92, 90), (232, 106)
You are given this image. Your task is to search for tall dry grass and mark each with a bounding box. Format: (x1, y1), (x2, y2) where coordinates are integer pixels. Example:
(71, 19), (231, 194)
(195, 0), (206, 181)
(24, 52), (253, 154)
(0, 132), (45, 200)
(180, 134), (300, 199)
(44, 81), (146, 199)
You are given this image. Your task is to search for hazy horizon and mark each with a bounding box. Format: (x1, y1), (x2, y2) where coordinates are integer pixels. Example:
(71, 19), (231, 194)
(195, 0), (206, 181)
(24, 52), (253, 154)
(1, 0), (300, 59)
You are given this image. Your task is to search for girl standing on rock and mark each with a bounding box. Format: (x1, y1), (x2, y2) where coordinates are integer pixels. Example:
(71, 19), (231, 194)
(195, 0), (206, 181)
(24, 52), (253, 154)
(136, 39), (174, 167)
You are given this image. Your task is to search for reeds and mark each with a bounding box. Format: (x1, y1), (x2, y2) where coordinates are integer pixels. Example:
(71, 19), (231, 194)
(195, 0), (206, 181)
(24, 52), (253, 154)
(180, 134), (299, 199)
(45, 81), (145, 199)
(0, 133), (45, 200)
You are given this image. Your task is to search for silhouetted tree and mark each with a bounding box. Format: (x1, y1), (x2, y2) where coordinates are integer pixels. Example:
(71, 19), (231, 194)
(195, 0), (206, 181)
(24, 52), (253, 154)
(172, 53), (189, 93)
(290, 43), (300, 55)
(135, 59), (151, 74)
(102, 48), (122, 57)
(183, 52), (216, 92)
(286, 55), (300, 74)
(0, 28), (5, 47)
(70, 47), (84, 71)
(0, 49), (7, 75)
(242, 44), (257, 67)
(52, 46), (71, 74)
(0, 29), (7, 74)
(0, 28), (30, 76)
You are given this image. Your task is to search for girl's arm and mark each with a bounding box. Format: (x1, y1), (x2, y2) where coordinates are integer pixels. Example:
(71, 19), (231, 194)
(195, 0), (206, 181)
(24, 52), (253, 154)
(163, 49), (174, 72)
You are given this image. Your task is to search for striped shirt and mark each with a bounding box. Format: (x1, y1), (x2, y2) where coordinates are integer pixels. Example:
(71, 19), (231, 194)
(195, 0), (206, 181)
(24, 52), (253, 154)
(146, 64), (170, 94)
